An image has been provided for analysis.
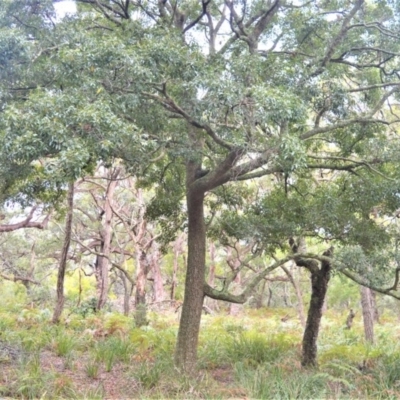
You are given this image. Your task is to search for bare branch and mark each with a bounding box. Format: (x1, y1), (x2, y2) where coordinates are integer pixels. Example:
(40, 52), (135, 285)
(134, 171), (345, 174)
(183, 0), (211, 34)
(0, 208), (51, 233)
(311, 0), (364, 76)
(143, 90), (234, 150)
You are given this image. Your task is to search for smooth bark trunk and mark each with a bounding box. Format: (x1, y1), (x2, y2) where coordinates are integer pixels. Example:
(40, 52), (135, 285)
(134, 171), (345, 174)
(282, 263), (306, 327)
(171, 234), (184, 301)
(96, 171), (119, 310)
(152, 248), (165, 303)
(135, 250), (150, 327)
(229, 272), (242, 316)
(205, 242), (218, 312)
(267, 286), (273, 307)
(52, 182), (74, 323)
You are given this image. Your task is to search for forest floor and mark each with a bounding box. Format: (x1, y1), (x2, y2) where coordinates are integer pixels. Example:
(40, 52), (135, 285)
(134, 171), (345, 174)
(1, 305), (400, 399)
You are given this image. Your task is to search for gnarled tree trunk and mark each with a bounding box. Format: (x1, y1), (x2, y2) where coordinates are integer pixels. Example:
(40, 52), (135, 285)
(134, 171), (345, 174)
(293, 244), (332, 368)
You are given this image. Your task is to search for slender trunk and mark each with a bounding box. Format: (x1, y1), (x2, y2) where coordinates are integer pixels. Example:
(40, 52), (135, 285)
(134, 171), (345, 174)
(282, 263), (306, 327)
(77, 268), (82, 307)
(226, 249), (242, 316)
(25, 243), (36, 295)
(371, 290), (379, 323)
(283, 282), (289, 306)
(205, 242), (218, 311)
(257, 279), (267, 308)
(171, 235), (183, 301)
(301, 252), (331, 367)
(96, 171), (119, 310)
(119, 270), (133, 316)
(345, 309), (356, 329)
(267, 286), (273, 307)
(135, 250), (150, 327)
(360, 286), (374, 344)
(229, 272), (242, 316)
(174, 187), (206, 372)
(52, 182), (74, 323)
(171, 251), (178, 301)
(152, 248), (165, 303)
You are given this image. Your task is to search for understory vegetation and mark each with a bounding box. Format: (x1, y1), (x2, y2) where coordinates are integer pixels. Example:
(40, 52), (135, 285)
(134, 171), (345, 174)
(1, 293), (400, 399)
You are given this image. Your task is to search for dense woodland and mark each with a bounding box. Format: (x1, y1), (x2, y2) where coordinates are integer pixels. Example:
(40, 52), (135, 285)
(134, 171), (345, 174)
(2, 0), (400, 398)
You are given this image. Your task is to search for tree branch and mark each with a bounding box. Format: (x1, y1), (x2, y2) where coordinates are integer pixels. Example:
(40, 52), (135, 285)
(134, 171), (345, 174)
(0, 208), (51, 233)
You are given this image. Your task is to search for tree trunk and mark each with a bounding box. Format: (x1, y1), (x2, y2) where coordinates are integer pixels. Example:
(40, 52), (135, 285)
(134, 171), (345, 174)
(301, 250), (332, 367)
(267, 286), (273, 307)
(227, 249), (242, 316)
(371, 290), (379, 323)
(152, 248), (165, 303)
(204, 242), (218, 311)
(171, 234), (184, 301)
(174, 186), (206, 372)
(135, 250), (151, 327)
(257, 279), (267, 308)
(119, 270), (133, 316)
(282, 263), (306, 327)
(52, 182), (74, 323)
(96, 170), (119, 310)
(360, 286), (374, 344)
(345, 309), (356, 329)
(229, 272), (242, 316)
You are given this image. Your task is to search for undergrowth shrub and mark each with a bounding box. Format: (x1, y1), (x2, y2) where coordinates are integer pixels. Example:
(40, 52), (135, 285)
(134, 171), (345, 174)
(130, 326), (176, 360)
(226, 331), (296, 366)
(51, 329), (79, 357)
(104, 313), (132, 335)
(319, 343), (368, 365)
(85, 358), (100, 379)
(134, 358), (166, 390)
(17, 325), (53, 352)
(198, 336), (231, 369)
(93, 335), (135, 372)
(369, 352), (400, 397)
(74, 297), (98, 317)
(235, 362), (330, 399)
(198, 321), (232, 368)
(0, 312), (17, 333)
